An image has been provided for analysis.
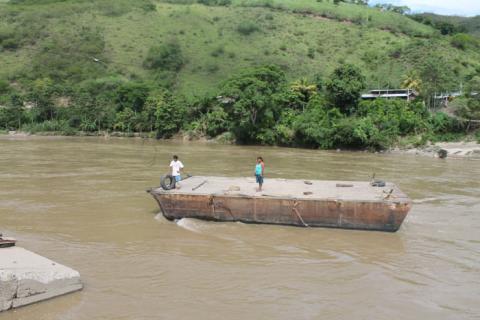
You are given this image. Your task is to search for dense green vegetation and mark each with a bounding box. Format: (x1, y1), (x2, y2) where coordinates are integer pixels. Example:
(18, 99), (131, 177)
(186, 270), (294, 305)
(1, 0), (479, 148)
(0, 62), (474, 149)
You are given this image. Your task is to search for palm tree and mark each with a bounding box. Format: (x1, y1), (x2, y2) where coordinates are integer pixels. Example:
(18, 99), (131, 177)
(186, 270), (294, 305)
(290, 78), (318, 112)
(401, 71), (422, 93)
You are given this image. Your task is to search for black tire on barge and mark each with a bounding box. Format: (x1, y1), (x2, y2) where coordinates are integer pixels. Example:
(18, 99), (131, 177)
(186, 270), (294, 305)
(160, 175), (176, 190)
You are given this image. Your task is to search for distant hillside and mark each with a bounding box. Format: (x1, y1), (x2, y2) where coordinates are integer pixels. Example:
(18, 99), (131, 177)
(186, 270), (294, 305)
(0, 0), (479, 97)
(411, 13), (480, 37)
(463, 16), (480, 36)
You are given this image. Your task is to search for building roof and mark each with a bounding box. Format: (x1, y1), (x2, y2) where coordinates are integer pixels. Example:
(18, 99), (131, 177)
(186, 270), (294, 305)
(362, 93), (415, 98)
(361, 89), (418, 99)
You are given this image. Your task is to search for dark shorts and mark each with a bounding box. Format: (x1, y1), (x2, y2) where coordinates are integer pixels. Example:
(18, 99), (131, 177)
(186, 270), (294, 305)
(256, 174), (264, 184)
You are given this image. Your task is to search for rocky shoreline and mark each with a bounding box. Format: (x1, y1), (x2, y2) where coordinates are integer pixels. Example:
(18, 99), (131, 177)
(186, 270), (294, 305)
(393, 141), (480, 159)
(2, 130), (479, 158)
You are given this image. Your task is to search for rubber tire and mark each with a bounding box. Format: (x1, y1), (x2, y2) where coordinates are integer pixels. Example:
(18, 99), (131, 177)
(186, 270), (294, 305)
(160, 175), (176, 190)
(371, 180), (386, 187)
(438, 149), (448, 159)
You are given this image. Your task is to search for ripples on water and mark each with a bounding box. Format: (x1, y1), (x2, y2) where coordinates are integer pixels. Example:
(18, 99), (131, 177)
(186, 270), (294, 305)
(0, 137), (479, 320)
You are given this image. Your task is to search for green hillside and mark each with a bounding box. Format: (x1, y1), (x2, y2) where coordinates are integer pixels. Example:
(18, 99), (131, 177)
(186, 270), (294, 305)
(1, 0), (479, 148)
(462, 16), (480, 36)
(1, 0), (479, 96)
(412, 13), (480, 37)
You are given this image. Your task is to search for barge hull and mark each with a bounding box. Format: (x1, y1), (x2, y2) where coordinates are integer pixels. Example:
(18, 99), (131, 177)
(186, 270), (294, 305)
(149, 176), (411, 232)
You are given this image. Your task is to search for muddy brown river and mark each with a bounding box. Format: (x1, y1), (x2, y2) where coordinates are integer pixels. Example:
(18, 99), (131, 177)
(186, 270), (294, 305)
(0, 136), (479, 320)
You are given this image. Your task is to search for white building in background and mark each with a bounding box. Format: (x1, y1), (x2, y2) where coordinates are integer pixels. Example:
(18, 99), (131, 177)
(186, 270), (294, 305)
(361, 89), (418, 101)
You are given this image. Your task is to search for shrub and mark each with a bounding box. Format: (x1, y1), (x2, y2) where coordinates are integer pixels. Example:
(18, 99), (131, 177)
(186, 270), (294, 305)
(140, 1), (156, 12)
(331, 118), (356, 147)
(429, 112), (464, 134)
(9, 0), (67, 3)
(198, 0), (231, 5)
(0, 27), (20, 50)
(0, 105), (26, 130)
(293, 96), (343, 149)
(0, 80), (9, 94)
(240, 0), (274, 8)
(206, 64), (219, 73)
(204, 107), (229, 137)
(115, 82), (151, 112)
(143, 42), (185, 71)
(351, 117), (391, 150)
(1, 38), (20, 50)
(215, 131), (235, 144)
(210, 45), (225, 57)
(70, 76), (123, 130)
(237, 22), (260, 35)
(21, 119), (72, 133)
(114, 108), (136, 132)
(451, 33), (478, 50)
(356, 100), (429, 136)
(97, 2), (131, 17)
(307, 47), (315, 59)
(256, 128), (276, 145)
(457, 77), (480, 121)
(273, 109), (297, 145)
(456, 98), (480, 121)
(144, 90), (186, 138)
(265, 13), (274, 20)
(328, 99), (435, 150)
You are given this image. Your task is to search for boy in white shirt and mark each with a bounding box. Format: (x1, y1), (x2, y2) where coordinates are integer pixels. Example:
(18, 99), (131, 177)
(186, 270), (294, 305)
(169, 155), (184, 187)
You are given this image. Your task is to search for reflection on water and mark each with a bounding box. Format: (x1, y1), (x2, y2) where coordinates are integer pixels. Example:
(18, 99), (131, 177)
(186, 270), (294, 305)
(0, 136), (479, 320)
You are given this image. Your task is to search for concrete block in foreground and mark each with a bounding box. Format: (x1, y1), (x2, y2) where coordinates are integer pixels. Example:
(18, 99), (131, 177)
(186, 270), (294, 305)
(0, 247), (83, 312)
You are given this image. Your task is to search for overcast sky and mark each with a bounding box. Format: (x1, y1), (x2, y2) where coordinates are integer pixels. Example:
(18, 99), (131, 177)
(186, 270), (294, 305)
(369, 0), (480, 16)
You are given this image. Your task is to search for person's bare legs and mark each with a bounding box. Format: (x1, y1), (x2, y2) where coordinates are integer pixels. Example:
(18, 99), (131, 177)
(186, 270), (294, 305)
(175, 176), (181, 189)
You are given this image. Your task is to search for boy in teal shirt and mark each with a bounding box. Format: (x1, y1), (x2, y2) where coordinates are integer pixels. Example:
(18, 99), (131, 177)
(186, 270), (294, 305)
(255, 157), (264, 191)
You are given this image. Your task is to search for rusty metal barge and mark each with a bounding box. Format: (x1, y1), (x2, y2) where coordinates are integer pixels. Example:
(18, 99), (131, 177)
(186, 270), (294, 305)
(148, 176), (411, 232)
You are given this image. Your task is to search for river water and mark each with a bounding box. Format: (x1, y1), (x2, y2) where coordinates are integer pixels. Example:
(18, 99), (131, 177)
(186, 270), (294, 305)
(0, 136), (479, 320)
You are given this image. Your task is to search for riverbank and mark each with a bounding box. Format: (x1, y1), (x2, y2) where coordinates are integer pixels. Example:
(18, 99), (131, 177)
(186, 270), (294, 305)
(1, 130), (235, 144)
(3, 130), (480, 158)
(2, 130), (155, 139)
(393, 141), (480, 159)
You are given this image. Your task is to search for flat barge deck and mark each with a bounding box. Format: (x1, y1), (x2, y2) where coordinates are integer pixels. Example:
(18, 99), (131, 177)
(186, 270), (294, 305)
(148, 176), (411, 232)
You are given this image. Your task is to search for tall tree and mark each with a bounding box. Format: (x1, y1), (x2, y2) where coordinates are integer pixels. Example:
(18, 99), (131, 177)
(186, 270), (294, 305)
(325, 64), (366, 114)
(419, 55), (455, 109)
(457, 76), (480, 120)
(219, 65), (286, 143)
